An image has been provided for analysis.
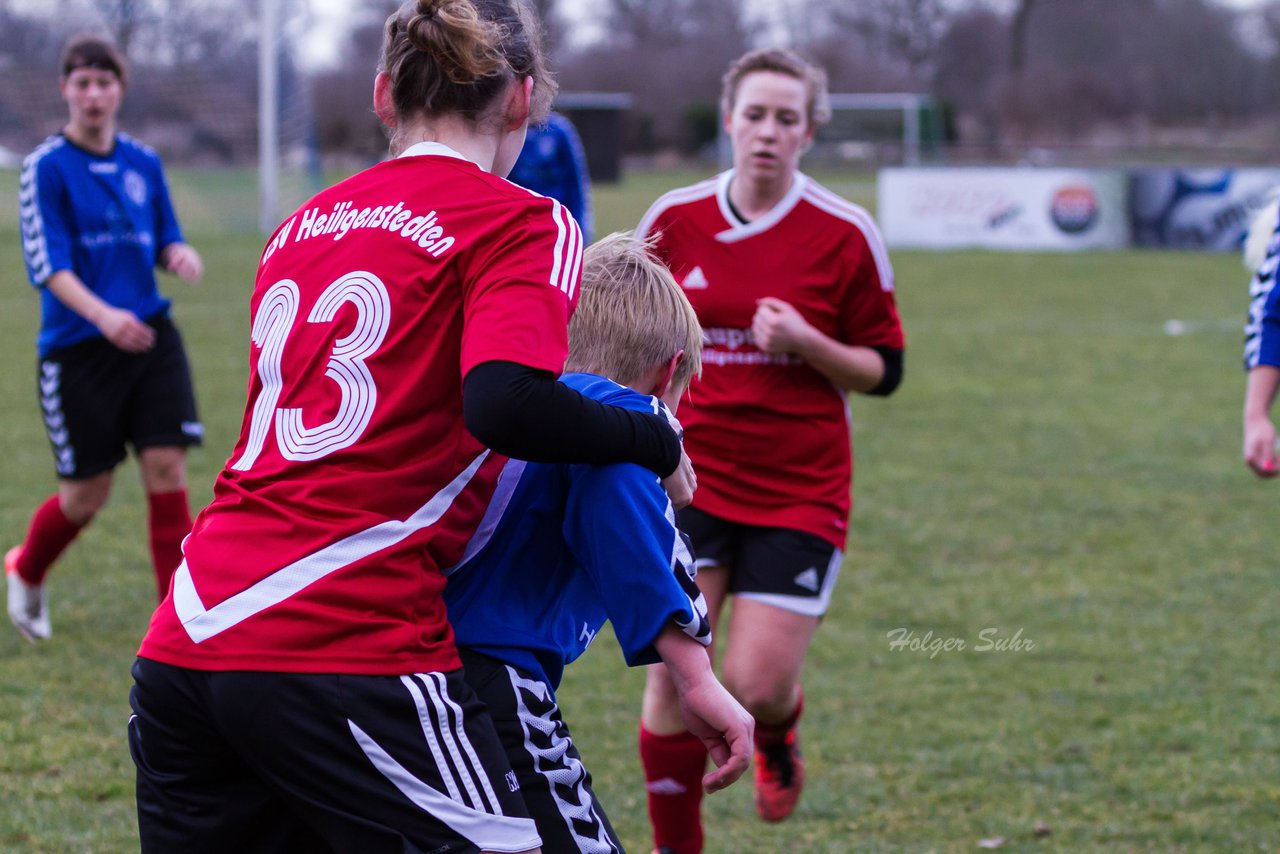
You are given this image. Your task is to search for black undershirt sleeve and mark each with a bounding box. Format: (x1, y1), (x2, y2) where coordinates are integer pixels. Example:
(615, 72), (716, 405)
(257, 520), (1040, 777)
(866, 346), (904, 396)
(463, 360), (682, 477)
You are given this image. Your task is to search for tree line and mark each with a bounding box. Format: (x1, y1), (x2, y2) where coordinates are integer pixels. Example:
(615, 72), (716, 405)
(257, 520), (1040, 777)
(1, 0), (1277, 165)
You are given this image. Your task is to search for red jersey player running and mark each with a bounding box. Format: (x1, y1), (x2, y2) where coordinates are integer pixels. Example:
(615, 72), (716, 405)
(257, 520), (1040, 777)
(636, 48), (905, 853)
(129, 2), (689, 852)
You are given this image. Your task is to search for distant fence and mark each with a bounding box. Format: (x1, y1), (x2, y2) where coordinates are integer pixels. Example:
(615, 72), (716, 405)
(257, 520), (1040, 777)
(879, 166), (1280, 252)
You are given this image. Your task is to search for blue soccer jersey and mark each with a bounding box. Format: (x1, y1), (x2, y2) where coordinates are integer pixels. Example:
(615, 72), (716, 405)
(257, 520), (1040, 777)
(507, 112), (593, 244)
(20, 133), (185, 355)
(445, 372), (710, 692)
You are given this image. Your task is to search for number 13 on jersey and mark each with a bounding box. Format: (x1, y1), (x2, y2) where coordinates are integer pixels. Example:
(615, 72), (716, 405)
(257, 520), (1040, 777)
(232, 271), (391, 472)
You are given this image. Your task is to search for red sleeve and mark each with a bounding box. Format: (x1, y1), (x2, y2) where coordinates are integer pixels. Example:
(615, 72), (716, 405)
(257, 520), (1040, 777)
(840, 224), (905, 350)
(460, 197), (583, 377)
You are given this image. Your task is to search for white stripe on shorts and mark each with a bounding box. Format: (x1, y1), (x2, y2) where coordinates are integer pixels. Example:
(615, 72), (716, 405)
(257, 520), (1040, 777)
(420, 672), (502, 814)
(737, 547), (844, 618)
(348, 719), (539, 852)
(506, 666), (621, 853)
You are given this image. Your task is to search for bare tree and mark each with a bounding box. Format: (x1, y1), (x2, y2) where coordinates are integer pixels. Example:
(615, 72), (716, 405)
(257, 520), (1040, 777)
(822, 0), (950, 86)
(561, 0), (748, 152)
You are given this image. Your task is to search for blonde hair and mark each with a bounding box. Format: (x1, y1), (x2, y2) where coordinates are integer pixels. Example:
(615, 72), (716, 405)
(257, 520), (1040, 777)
(720, 47), (831, 129)
(380, 0), (554, 132)
(566, 232), (702, 395)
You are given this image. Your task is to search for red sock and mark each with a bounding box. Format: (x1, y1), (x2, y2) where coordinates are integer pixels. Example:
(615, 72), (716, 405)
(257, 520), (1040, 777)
(14, 495), (86, 586)
(147, 489), (192, 600)
(639, 725), (707, 854)
(755, 692), (804, 750)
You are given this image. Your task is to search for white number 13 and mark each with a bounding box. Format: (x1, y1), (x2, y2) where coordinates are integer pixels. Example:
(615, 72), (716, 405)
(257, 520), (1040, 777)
(231, 271), (391, 471)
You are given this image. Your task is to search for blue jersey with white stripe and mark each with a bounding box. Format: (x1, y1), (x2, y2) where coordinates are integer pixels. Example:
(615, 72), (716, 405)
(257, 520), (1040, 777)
(1244, 203), (1280, 370)
(507, 113), (593, 244)
(445, 373), (710, 692)
(20, 133), (184, 355)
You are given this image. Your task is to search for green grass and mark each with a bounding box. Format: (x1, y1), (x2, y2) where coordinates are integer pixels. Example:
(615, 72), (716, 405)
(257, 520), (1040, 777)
(1, 166), (1274, 852)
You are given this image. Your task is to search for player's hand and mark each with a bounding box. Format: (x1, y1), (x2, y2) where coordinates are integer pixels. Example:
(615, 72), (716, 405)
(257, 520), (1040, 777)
(676, 677), (754, 793)
(662, 449), (696, 510)
(162, 243), (204, 284)
(97, 307), (155, 353)
(752, 297), (814, 355)
(1243, 413), (1278, 478)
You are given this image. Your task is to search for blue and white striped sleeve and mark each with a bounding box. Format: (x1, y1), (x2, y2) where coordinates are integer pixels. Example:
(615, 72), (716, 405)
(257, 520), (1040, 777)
(19, 144), (73, 288)
(1243, 203), (1280, 371)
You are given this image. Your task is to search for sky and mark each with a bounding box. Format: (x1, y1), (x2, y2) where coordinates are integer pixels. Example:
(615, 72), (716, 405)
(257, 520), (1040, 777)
(298, 0), (1272, 69)
(296, 0), (609, 68)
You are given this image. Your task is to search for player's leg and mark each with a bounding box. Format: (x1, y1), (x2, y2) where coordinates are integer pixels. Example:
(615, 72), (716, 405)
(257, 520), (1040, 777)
(7, 339), (129, 640)
(137, 446), (191, 600)
(639, 506), (735, 854)
(131, 315), (201, 600)
(213, 667), (541, 854)
(129, 658), (322, 853)
(719, 525), (842, 822)
(461, 649), (623, 852)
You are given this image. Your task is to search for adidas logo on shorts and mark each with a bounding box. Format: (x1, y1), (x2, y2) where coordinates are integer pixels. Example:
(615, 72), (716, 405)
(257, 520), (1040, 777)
(793, 567), (820, 592)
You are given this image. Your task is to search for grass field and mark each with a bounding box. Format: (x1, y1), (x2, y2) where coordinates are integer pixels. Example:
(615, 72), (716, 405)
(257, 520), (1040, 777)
(1, 166), (1275, 852)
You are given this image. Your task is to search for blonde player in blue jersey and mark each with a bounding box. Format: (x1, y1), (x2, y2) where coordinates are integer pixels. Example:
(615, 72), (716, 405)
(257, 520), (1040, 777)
(8, 35), (204, 641)
(444, 233), (754, 852)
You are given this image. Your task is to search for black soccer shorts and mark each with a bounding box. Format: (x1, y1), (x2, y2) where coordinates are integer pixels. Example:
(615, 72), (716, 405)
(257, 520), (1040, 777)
(37, 313), (202, 479)
(459, 649), (624, 853)
(677, 505), (843, 617)
(129, 657), (540, 854)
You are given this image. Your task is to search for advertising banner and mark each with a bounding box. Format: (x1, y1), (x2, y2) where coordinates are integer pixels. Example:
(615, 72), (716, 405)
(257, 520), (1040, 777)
(877, 167), (1130, 250)
(1129, 168), (1280, 251)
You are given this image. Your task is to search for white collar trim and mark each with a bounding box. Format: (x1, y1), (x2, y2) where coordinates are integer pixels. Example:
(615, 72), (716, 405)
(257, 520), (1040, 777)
(398, 141), (479, 167)
(715, 169), (809, 244)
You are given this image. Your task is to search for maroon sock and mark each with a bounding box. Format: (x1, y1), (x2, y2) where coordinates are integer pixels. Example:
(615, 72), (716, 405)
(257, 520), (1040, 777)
(147, 489), (192, 601)
(14, 495), (86, 586)
(639, 725), (707, 854)
(755, 692), (805, 750)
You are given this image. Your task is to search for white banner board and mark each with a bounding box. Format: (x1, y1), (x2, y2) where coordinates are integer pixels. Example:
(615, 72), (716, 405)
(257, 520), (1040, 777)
(878, 167), (1130, 250)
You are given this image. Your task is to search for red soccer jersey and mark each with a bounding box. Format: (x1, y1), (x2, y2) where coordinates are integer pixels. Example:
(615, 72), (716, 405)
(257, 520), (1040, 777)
(139, 143), (583, 674)
(637, 171), (902, 548)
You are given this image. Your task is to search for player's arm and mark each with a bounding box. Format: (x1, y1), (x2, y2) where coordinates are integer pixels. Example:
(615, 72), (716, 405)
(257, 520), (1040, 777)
(159, 242), (203, 284)
(151, 156), (202, 284)
(45, 270), (156, 353)
(565, 461), (748, 790)
(751, 296), (901, 394)
(463, 361), (684, 484)
(1244, 365), (1280, 478)
(653, 624), (753, 792)
(460, 205), (686, 495)
(22, 156), (156, 352)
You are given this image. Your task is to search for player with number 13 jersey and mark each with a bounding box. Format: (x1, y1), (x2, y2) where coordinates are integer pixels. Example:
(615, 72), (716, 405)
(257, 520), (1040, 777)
(139, 144), (583, 675)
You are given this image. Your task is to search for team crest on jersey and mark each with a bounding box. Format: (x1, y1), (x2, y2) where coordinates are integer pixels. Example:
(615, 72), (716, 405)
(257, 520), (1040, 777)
(682, 266), (708, 289)
(123, 170), (148, 206)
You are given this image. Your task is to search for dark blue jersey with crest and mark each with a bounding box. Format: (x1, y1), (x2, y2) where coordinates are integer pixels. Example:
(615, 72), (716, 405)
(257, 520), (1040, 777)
(20, 132), (184, 355)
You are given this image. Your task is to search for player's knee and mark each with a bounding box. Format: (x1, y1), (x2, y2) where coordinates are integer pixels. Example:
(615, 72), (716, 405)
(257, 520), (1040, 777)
(139, 449), (187, 493)
(59, 479), (111, 524)
(726, 677), (793, 720)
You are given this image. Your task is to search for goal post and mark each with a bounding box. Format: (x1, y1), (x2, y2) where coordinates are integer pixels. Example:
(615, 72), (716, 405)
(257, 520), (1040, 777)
(718, 92), (942, 169)
(819, 93), (943, 166)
